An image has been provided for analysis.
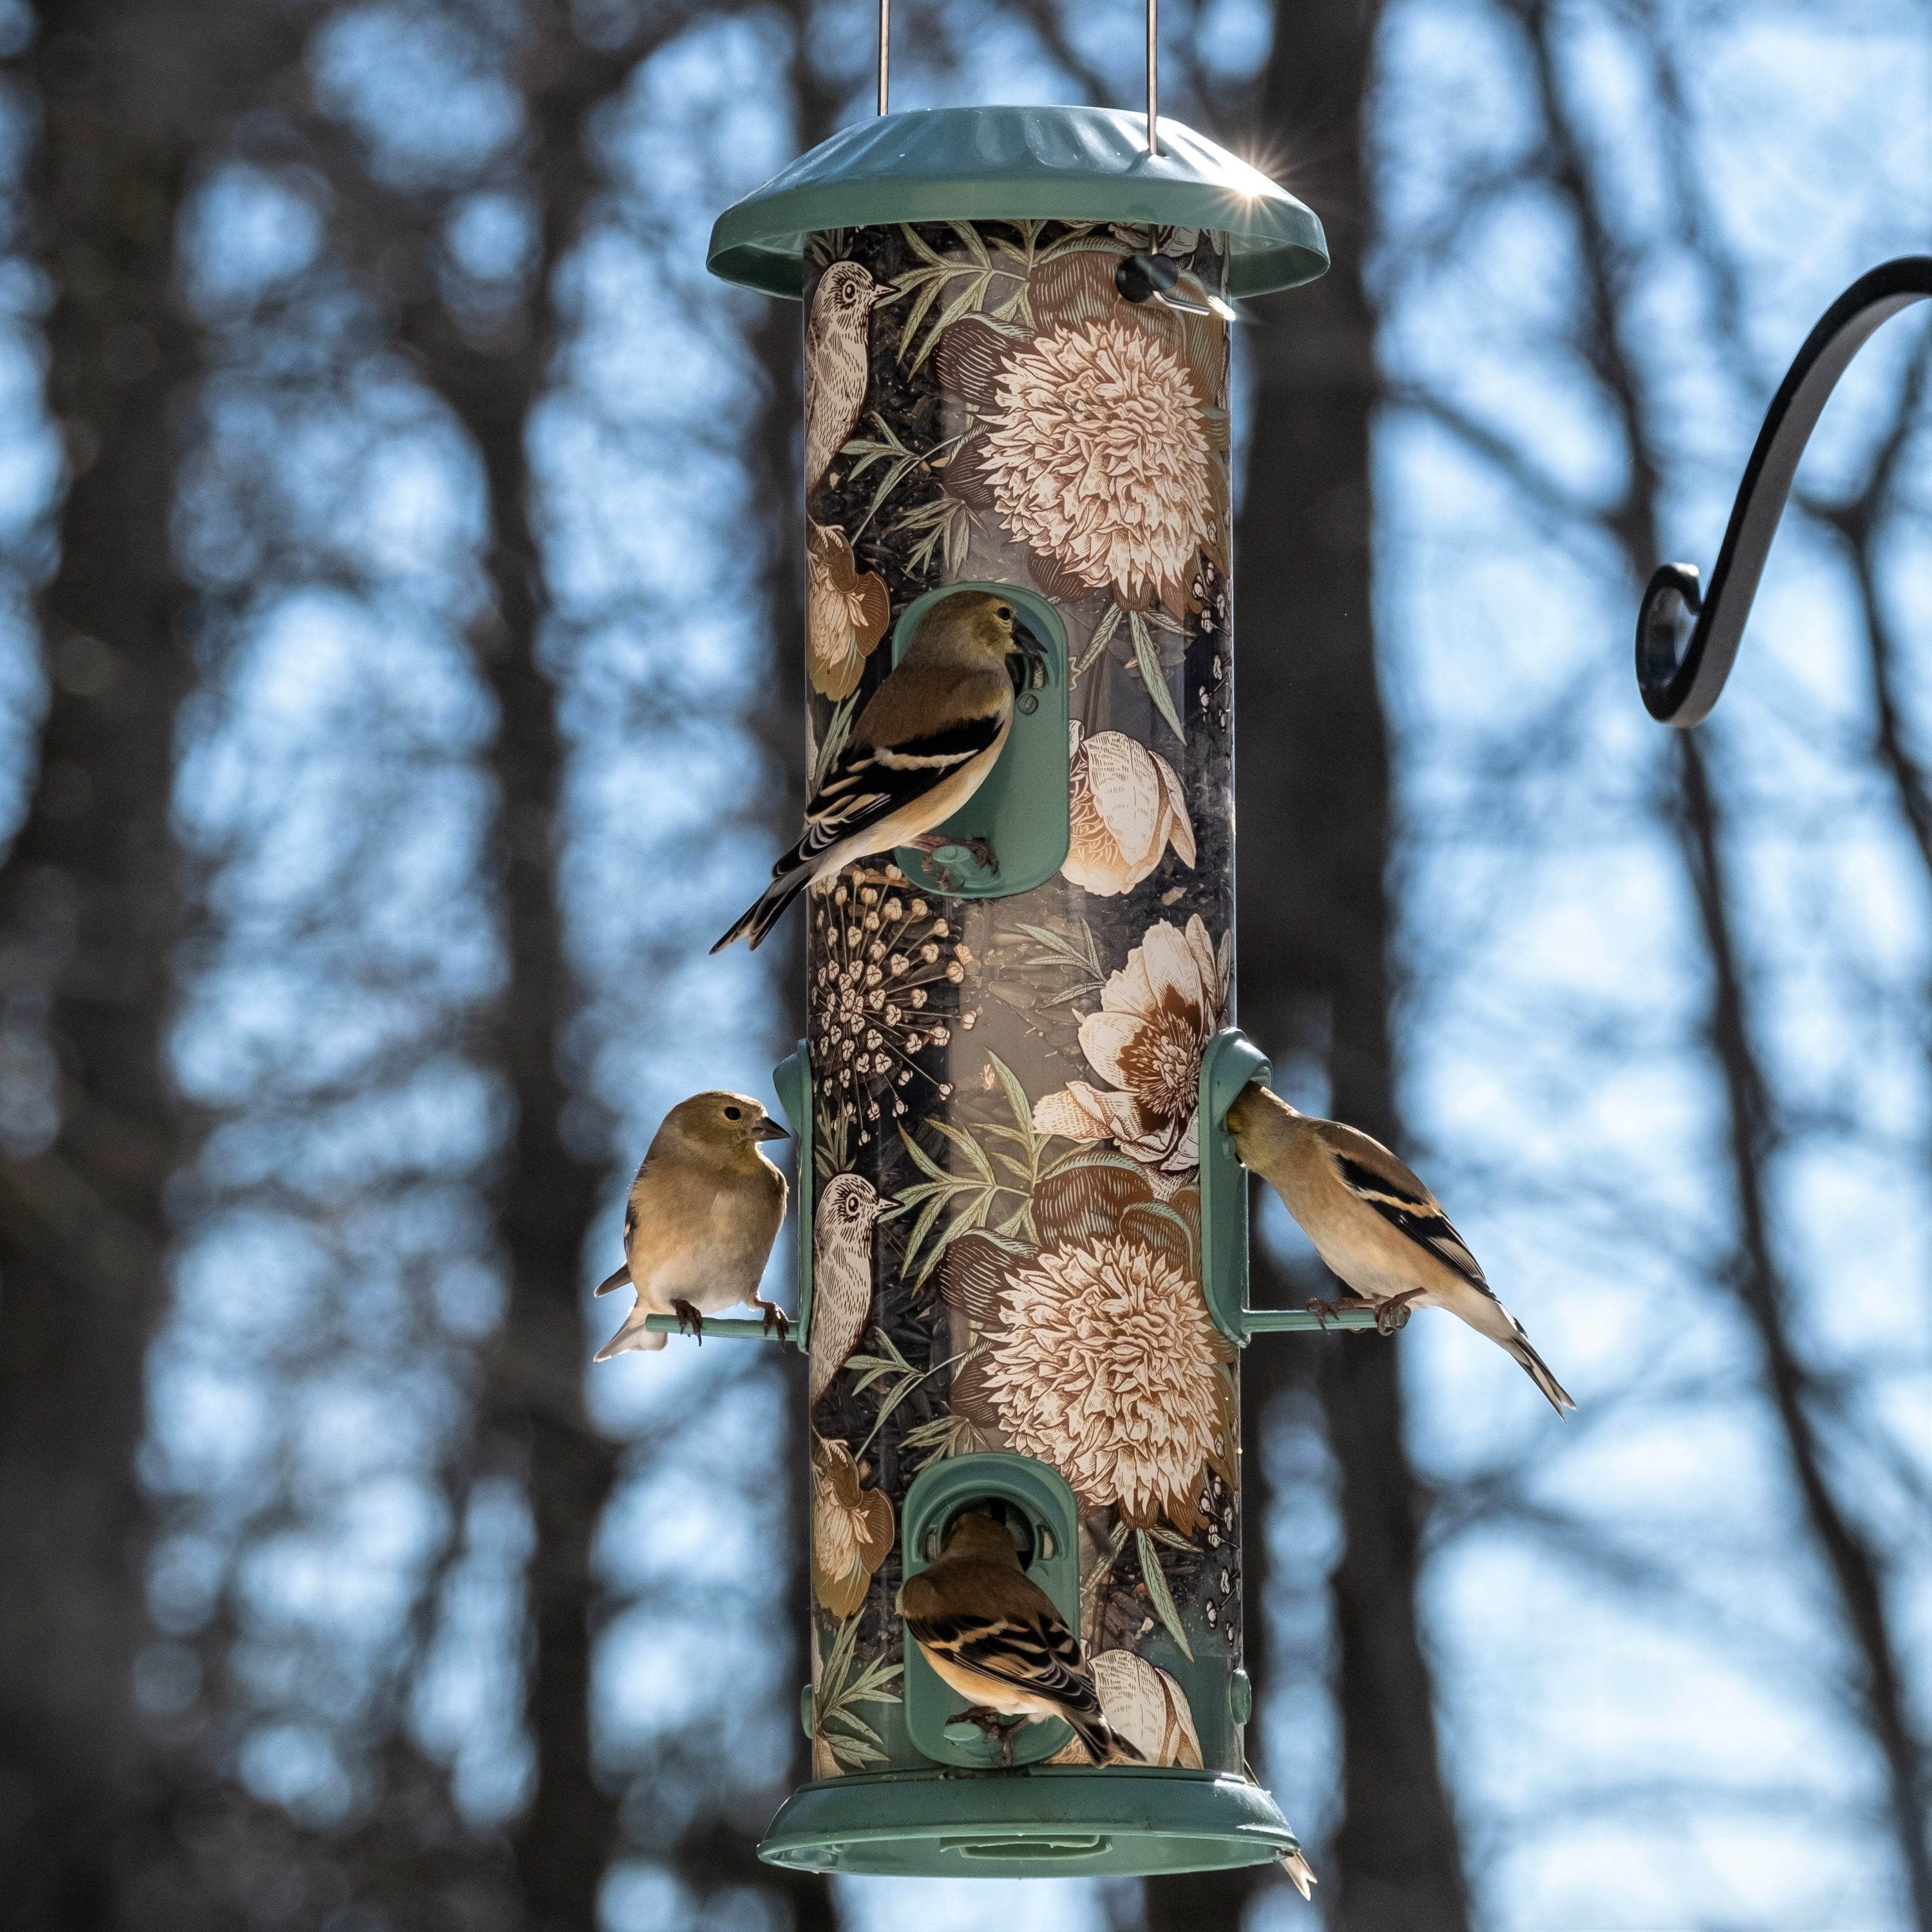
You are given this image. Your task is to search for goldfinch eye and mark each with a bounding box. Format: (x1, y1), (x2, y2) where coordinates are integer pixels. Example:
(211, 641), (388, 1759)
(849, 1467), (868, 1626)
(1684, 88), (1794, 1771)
(996, 605), (1011, 621)
(724, 1106), (743, 1120)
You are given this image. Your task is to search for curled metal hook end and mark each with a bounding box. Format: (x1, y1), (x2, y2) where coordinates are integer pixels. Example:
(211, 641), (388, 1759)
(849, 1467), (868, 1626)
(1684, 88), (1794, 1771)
(1636, 563), (1704, 726)
(1631, 255), (1932, 730)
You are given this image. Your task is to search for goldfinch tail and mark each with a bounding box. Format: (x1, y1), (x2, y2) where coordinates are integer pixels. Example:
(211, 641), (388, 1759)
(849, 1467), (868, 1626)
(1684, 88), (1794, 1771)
(593, 1264), (631, 1298)
(1504, 1332), (1576, 1416)
(711, 858), (813, 954)
(594, 1310), (667, 1359)
(1064, 1709), (1144, 1766)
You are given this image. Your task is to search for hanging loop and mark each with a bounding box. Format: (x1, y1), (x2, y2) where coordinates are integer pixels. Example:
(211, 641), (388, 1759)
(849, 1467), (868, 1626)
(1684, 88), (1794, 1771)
(1636, 256), (1932, 727)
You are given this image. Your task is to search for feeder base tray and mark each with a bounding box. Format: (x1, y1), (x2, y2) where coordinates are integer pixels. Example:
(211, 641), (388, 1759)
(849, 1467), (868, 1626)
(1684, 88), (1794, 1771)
(759, 1766), (1300, 1879)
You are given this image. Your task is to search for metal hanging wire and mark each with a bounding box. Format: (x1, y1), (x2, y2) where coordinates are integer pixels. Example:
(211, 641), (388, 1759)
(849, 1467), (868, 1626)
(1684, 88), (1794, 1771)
(1146, 0), (1159, 155)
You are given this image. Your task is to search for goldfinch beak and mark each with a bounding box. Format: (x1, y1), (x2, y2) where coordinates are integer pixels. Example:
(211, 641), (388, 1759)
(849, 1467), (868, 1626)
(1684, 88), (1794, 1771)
(1009, 612), (1049, 690)
(748, 1118), (791, 1141)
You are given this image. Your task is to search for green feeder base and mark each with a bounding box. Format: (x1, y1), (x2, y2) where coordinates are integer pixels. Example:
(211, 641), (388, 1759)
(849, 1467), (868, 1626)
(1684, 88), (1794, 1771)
(759, 1766), (1301, 1879)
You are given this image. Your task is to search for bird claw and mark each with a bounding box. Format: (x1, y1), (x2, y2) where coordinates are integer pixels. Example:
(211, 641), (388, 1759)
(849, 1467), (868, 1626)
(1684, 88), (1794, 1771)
(755, 1299), (790, 1341)
(950, 1705), (1020, 1768)
(672, 1300), (704, 1344)
(1305, 1296), (1385, 1332)
(1373, 1293), (1421, 1337)
(907, 832), (998, 890)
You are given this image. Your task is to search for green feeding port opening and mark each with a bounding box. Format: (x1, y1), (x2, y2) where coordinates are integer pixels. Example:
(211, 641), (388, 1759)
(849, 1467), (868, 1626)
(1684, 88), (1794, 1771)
(891, 583), (1070, 900)
(773, 1041), (811, 1349)
(1194, 1028), (1401, 1342)
(900, 1454), (1082, 1770)
(1198, 1029), (1269, 1346)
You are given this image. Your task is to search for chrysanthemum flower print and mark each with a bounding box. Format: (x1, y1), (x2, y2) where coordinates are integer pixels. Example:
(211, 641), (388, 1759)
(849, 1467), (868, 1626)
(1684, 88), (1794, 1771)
(981, 1232), (1235, 1531)
(978, 320), (1216, 612)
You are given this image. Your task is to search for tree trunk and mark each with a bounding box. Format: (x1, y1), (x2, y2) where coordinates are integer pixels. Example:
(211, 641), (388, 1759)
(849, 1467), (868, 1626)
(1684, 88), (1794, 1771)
(1175, 2), (1473, 1927)
(373, 17), (653, 1923)
(422, 59), (618, 1932)
(0, 3), (298, 1925)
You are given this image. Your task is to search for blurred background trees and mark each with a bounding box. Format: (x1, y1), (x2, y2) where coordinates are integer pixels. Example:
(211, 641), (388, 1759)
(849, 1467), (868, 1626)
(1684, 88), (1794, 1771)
(0, 2), (1926, 1930)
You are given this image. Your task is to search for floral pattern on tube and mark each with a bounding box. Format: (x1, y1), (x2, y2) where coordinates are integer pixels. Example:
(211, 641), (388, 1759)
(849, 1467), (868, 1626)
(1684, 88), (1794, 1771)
(800, 219), (1240, 1777)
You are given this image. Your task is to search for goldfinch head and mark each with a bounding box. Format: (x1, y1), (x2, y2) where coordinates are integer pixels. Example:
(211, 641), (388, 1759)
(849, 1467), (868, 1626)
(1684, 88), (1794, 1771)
(904, 589), (1046, 678)
(1226, 1082), (1303, 1168)
(658, 1090), (790, 1164)
(939, 1508), (1024, 1568)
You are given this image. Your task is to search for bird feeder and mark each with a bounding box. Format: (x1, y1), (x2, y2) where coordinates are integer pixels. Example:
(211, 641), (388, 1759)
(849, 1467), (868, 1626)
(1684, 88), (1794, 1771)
(685, 15), (1380, 1880)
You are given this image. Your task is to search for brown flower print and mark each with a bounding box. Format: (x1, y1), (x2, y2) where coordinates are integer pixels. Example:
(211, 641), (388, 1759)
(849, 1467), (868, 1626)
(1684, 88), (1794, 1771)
(1046, 1651), (1204, 1767)
(978, 1230), (1235, 1532)
(928, 242), (1229, 616)
(977, 319), (1215, 613)
(1031, 914), (1230, 1177)
(806, 522), (891, 700)
(811, 1435), (895, 1618)
(1064, 723), (1195, 896)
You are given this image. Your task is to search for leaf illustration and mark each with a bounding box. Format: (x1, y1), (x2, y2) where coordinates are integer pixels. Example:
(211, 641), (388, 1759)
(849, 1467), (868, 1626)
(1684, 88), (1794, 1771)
(1130, 611), (1188, 747)
(998, 918), (1107, 1005)
(1072, 601), (1123, 685)
(1137, 1528), (1195, 1661)
(813, 691), (858, 792)
(894, 1059), (1046, 1280)
(899, 1412), (998, 1471)
(814, 1612), (905, 1773)
(892, 224), (1030, 372)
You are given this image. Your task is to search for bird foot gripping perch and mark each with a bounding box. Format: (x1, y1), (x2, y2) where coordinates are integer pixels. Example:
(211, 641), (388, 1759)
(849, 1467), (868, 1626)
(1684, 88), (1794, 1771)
(1302, 1295), (1406, 1333)
(948, 1707), (1023, 1770)
(1373, 1291), (1425, 1336)
(907, 830), (999, 895)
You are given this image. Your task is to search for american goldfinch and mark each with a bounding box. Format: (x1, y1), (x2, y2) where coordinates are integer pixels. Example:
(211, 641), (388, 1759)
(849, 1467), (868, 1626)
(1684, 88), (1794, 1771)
(1227, 1083), (1576, 1416)
(898, 1510), (1144, 1769)
(712, 590), (1045, 952)
(592, 1090), (790, 1358)
(809, 1172), (889, 1407)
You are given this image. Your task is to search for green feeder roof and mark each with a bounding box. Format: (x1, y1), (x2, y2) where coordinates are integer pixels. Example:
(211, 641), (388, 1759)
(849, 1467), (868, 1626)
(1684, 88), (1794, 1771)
(708, 105), (1327, 301)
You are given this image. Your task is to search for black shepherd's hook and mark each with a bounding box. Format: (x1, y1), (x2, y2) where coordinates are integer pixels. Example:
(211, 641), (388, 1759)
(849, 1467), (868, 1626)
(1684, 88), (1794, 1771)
(1636, 256), (1932, 728)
